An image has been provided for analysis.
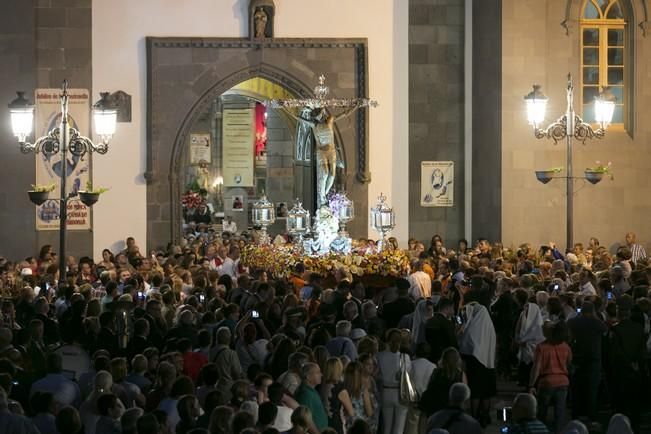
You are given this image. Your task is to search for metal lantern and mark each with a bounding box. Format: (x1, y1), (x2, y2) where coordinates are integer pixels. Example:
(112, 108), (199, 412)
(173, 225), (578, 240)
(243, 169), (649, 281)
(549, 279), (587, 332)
(252, 192), (275, 244)
(370, 193), (395, 251)
(287, 199), (311, 248)
(336, 192), (354, 236)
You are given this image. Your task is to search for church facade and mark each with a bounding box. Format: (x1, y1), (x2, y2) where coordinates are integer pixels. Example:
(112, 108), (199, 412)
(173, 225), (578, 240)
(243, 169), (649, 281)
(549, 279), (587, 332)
(0, 0), (648, 259)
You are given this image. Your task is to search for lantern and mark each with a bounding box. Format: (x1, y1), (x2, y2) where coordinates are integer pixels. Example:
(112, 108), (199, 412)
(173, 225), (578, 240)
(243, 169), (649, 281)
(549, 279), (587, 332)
(252, 193), (275, 244)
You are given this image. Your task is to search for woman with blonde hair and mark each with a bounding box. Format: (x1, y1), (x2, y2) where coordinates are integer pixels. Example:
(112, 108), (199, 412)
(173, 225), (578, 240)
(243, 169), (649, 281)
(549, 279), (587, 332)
(343, 361), (374, 431)
(208, 405), (234, 434)
(317, 357), (353, 434)
(419, 347), (466, 417)
(289, 406), (313, 434)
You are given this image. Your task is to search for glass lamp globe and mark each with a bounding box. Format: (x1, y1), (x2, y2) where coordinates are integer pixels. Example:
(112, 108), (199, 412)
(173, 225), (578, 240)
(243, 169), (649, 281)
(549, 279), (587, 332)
(8, 92), (35, 143)
(524, 84), (548, 127)
(93, 92), (117, 143)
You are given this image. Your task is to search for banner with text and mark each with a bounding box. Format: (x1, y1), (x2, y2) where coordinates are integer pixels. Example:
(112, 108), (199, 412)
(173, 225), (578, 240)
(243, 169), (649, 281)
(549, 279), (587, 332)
(222, 108), (254, 187)
(35, 88), (91, 230)
(420, 161), (454, 207)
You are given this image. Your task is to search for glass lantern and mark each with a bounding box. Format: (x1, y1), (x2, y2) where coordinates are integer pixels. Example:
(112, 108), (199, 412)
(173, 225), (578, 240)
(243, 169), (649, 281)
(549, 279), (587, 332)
(8, 92), (35, 144)
(370, 193), (395, 251)
(287, 199), (311, 249)
(252, 193), (275, 244)
(524, 84), (548, 128)
(336, 192), (354, 237)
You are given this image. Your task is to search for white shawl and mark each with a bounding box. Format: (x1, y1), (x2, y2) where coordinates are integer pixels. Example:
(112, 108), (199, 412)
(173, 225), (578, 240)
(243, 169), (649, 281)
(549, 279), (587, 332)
(516, 302), (545, 364)
(459, 302), (496, 369)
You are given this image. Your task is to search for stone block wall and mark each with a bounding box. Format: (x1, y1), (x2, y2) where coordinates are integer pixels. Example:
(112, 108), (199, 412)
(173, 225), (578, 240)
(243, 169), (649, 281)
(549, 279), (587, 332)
(35, 0), (93, 258)
(0, 1), (93, 260)
(0, 0), (37, 259)
(501, 0), (651, 251)
(408, 0), (466, 247)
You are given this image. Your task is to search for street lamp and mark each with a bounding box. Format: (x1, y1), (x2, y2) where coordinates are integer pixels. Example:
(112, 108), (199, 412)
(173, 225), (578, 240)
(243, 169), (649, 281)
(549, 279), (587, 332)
(524, 73), (614, 250)
(8, 80), (117, 287)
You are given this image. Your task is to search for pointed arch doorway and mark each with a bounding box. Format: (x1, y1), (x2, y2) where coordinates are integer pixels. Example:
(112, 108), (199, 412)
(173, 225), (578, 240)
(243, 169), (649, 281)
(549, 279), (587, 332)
(146, 37), (370, 248)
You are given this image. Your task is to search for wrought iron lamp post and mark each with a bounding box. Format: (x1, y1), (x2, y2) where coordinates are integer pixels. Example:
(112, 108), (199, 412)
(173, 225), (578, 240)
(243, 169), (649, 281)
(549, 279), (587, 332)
(8, 80), (117, 287)
(524, 73), (614, 250)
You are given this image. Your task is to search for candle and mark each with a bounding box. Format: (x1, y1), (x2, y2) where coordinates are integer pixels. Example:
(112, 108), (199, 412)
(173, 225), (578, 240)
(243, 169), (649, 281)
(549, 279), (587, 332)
(296, 217), (303, 230)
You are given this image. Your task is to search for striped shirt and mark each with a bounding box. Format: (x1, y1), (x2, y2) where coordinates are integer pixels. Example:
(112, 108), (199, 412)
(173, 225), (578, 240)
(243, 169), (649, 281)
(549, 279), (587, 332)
(630, 243), (647, 264)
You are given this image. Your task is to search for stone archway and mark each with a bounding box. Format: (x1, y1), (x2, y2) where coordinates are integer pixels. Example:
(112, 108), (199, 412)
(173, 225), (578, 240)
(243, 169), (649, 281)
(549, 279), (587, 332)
(146, 37), (370, 248)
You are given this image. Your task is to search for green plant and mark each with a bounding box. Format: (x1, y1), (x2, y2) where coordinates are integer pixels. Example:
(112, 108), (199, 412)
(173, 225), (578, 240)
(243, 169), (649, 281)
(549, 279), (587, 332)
(586, 161), (614, 180)
(30, 183), (56, 193)
(546, 167), (563, 173)
(84, 181), (110, 194)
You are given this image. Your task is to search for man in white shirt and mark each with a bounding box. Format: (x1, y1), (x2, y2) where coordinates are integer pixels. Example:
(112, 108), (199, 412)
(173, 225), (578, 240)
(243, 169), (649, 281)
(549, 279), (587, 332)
(219, 245), (241, 281)
(223, 216), (238, 234)
(408, 260), (432, 300)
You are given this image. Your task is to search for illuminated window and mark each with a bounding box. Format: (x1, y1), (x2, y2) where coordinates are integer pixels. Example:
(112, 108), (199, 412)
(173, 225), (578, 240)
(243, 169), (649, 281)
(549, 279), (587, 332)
(580, 0), (626, 127)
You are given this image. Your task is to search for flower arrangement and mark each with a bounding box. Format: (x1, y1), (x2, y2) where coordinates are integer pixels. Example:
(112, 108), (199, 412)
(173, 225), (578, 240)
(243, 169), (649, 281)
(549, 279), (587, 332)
(181, 190), (203, 210)
(30, 183), (56, 193)
(586, 161), (614, 180)
(241, 243), (410, 279)
(327, 191), (348, 217)
(83, 181), (110, 194)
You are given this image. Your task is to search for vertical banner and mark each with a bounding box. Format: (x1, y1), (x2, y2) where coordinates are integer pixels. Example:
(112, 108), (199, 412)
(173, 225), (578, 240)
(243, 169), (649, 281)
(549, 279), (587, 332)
(222, 108), (254, 187)
(35, 88), (91, 230)
(421, 161), (454, 207)
(190, 133), (211, 164)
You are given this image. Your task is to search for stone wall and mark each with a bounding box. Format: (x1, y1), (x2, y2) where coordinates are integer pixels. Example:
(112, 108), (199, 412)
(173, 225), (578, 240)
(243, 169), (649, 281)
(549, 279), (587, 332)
(0, 0), (93, 259)
(35, 0), (93, 258)
(472, 0), (502, 243)
(501, 0), (651, 251)
(0, 0), (36, 259)
(408, 0), (466, 246)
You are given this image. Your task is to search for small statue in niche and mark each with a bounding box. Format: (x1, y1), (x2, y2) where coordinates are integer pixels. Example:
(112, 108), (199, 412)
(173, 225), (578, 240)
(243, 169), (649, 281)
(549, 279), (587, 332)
(249, 0), (274, 40)
(254, 7), (268, 39)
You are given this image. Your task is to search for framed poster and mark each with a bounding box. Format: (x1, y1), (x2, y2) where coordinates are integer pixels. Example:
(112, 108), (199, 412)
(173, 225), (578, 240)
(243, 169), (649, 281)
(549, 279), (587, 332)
(421, 161), (454, 207)
(222, 108), (254, 187)
(35, 88), (91, 230)
(190, 133), (211, 164)
(232, 195), (244, 211)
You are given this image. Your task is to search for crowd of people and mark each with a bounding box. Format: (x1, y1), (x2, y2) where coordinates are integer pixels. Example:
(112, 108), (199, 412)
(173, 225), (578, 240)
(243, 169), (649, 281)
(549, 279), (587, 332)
(0, 230), (649, 434)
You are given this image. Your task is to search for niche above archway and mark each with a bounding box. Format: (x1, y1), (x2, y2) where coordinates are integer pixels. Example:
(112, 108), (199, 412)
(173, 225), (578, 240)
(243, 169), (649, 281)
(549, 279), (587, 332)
(146, 37), (370, 248)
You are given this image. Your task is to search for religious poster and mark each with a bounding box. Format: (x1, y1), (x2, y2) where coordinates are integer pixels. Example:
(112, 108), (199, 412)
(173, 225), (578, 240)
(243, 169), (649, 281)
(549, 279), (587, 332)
(190, 133), (211, 164)
(231, 195), (244, 211)
(420, 161), (454, 207)
(222, 108), (255, 187)
(35, 88), (91, 230)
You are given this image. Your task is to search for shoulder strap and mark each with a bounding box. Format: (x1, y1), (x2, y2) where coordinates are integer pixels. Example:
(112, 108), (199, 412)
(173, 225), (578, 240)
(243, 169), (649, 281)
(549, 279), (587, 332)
(213, 346), (228, 363)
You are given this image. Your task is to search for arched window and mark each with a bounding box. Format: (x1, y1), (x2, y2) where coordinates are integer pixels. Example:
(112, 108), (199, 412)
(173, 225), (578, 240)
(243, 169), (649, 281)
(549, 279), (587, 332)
(580, 0), (627, 128)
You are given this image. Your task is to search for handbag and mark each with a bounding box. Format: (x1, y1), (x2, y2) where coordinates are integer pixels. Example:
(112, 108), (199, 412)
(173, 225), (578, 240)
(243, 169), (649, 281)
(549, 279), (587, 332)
(398, 353), (419, 405)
